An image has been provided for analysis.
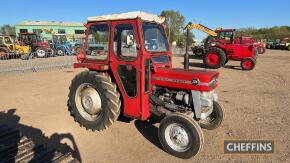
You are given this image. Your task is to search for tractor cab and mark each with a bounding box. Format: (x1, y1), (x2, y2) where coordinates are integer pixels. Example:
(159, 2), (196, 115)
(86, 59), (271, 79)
(18, 33), (52, 58)
(215, 28), (236, 44)
(0, 35), (31, 59)
(70, 11), (224, 159)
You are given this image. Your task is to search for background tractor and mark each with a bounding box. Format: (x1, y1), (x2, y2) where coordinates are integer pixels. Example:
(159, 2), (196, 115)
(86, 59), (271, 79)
(67, 11), (225, 159)
(18, 33), (54, 58)
(186, 23), (258, 70)
(51, 34), (80, 56)
(278, 37), (290, 50)
(0, 35), (31, 60)
(190, 24), (265, 55)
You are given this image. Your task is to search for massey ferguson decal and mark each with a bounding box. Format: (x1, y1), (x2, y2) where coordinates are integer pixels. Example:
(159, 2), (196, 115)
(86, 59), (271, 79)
(153, 76), (201, 85)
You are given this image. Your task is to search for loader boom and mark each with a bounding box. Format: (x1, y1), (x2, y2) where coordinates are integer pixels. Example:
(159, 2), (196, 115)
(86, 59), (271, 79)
(185, 23), (218, 37)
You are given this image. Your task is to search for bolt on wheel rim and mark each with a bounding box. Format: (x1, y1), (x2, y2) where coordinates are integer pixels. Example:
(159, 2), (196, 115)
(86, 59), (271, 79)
(75, 83), (102, 121)
(164, 123), (190, 152)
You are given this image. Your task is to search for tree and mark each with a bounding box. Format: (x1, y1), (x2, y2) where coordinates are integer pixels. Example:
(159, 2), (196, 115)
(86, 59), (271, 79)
(160, 10), (194, 46)
(0, 25), (16, 35)
(237, 26), (290, 41)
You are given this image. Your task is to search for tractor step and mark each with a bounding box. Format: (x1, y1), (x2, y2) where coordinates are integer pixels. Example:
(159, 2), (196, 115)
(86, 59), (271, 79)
(0, 124), (79, 163)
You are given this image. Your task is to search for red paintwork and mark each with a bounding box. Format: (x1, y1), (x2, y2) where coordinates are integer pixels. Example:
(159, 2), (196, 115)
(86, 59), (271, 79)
(74, 17), (219, 120)
(152, 68), (219, 91)
(207, 29), (257, 62)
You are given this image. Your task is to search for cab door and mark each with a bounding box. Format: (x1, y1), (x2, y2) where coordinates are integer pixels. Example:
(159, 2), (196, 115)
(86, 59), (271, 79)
(109, 20), (148, 119)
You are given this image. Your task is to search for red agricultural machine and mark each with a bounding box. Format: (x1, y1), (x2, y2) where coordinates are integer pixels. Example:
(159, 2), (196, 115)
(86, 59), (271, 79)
(18, 33), (54, 58)
(187, 23), (258, 70)
(67, 11), (225, 159)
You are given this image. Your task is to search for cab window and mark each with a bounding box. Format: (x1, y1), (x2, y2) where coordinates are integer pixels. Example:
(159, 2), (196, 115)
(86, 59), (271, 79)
(113, 24), (137, 60)
(218, 32), (233, 42)
(86, 23), (109, 60)
(4, 37), (12, 44)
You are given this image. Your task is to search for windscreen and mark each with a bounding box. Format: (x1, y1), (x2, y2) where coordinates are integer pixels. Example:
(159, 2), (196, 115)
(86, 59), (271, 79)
(142, 22), (169, 52)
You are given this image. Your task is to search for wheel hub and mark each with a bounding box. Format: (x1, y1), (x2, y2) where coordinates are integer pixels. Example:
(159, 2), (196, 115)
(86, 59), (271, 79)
(37, 50), (45, 57)
(58, 50), (63, 55)
(207, 53), (219, 65)
(165, 123), (189, 152)
(75, 84), (102, 121)
(243, 60), (253, 69)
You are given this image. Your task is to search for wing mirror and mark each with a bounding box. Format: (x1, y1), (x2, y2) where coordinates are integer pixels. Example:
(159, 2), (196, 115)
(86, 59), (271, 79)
(126, 34), (135, 46)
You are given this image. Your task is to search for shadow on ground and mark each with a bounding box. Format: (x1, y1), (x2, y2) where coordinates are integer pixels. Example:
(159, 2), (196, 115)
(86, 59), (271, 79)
(134, 120), (164, 151)
(223, 65), (243, 71)
(0, 109), (81, 162)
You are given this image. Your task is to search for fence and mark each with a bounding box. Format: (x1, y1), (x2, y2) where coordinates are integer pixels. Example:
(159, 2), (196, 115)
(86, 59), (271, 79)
(0, 52), (76, 74)
(0, 48), (187, 74)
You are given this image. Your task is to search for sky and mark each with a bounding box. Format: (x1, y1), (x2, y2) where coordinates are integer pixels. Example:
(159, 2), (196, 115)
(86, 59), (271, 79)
(1, 0), (289, 40)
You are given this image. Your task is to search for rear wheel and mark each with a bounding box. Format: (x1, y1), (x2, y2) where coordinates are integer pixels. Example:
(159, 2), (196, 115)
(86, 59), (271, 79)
(199, 101), (225, 130)
(241, 57), (256, 70)
(36, 47), (47, 58)
(203, 47), (226, 69)
(0, 47), (9, 60)
(158, 113), (204, 159)
(68, 71), (121, 131)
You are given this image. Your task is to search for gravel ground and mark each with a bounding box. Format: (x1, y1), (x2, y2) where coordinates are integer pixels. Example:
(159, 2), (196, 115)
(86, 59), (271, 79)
(0, 49), (289, 163)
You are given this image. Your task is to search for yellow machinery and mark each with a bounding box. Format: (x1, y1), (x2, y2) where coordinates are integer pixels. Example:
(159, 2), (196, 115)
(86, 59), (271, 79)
(0, 35), (31, 59)
(185, 23), (218, 37)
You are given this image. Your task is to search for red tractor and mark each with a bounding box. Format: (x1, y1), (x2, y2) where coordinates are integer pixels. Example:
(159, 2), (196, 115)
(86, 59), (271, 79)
(67, 11), (225, 159)
(18, 33), (54, 58)
(205, 28), (258, 70)
(235, 36), (266, 54)
(187, 24), (259, 70)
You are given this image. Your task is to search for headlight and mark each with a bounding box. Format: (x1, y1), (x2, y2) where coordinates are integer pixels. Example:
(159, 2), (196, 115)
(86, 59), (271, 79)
(210, 42), (216, 46)
(200, 90), (218, 107)
(209, 76), (218, 87)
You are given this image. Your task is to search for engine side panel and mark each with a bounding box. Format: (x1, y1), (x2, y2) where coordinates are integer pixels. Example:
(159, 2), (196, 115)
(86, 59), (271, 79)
(152, 68), (219, 91)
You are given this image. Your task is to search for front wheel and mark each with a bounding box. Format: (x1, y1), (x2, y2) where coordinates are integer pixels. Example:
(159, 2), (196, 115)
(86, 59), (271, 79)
(193, 47), (204, 56)
(241, 57), (256, 71)
(158, 113), (204, 159)
(199, 101), (225, 130)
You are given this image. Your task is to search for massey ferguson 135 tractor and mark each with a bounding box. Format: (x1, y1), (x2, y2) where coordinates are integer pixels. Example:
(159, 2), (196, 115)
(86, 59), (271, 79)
(67, 11), (225, 159)
(186, 23), (258, 70)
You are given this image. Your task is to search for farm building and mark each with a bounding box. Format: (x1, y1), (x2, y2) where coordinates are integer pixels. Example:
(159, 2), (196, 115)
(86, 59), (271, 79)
(15, 20), (86, 41)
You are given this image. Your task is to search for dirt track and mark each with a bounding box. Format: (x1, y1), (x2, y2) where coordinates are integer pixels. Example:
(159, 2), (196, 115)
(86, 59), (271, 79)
(0, 49), (289, 162)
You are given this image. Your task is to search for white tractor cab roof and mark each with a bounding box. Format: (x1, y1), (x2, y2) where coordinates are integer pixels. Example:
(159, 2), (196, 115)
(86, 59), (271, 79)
(87, 11), (165, 24)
